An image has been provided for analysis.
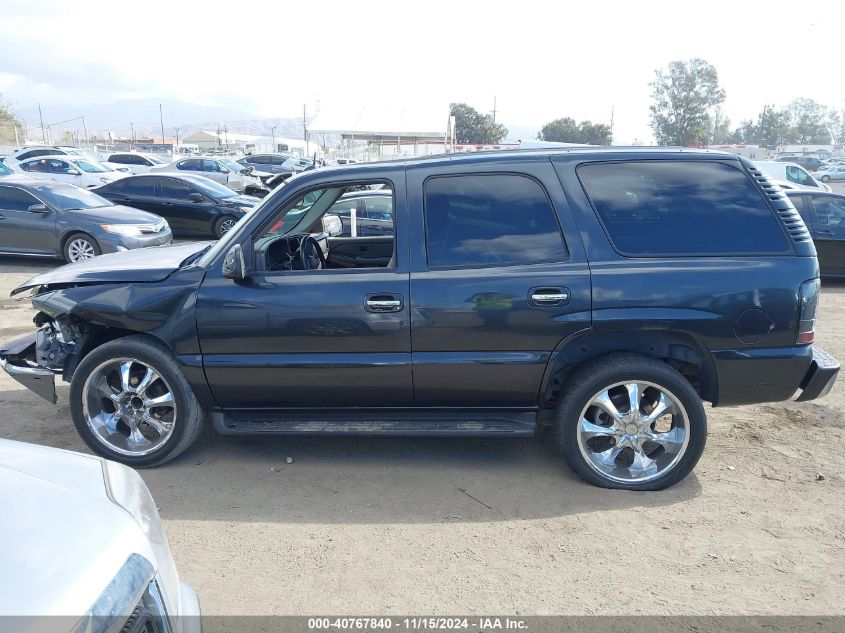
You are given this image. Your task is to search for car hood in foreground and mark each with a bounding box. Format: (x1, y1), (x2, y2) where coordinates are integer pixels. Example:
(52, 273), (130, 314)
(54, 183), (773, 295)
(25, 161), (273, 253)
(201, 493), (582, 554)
(0, 439), (147, 617)
(11, 241), (211, 296)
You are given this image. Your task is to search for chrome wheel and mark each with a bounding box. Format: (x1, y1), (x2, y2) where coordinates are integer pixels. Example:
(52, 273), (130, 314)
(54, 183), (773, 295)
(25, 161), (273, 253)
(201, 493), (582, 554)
(82, 358), (177, 456)
(67, 238), (96, 262)
(576, 381), (690, 484)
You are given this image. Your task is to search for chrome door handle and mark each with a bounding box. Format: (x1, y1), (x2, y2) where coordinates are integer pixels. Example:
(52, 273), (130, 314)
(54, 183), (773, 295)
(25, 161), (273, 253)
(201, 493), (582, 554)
(529, 287), (570, 306)
(365, 294), (404, 312)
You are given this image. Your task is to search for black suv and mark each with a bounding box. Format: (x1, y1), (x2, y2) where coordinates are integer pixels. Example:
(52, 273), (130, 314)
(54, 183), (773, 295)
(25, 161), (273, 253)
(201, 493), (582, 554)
(0, 149), (838, 490)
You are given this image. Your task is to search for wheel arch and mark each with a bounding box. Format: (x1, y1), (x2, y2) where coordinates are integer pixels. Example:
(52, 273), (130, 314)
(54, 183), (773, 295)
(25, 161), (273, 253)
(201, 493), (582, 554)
(539, 329), (718, 408)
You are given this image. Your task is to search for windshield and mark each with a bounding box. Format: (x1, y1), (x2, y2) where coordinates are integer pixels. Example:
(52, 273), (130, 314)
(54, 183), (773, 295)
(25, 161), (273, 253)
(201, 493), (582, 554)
(34, 183), (113, 210)
(195, 180), (290, 268)
(221, 159), (244, 173)
(147, 154), (169, 165)
(188, 176), (239, 199)
(73, 159), (110, 173)
(0, 162), (12, 175)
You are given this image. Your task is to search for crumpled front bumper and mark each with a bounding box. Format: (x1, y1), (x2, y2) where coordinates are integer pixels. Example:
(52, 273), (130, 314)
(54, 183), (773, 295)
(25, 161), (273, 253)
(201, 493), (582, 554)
(0, 333), (57, 404)
(796, 346), (839, 402)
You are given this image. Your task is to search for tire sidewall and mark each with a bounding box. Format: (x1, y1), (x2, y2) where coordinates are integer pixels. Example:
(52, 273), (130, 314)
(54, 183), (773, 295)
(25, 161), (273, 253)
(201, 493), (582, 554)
(70, 338), (195, 467)
(557, 356), (707, 491)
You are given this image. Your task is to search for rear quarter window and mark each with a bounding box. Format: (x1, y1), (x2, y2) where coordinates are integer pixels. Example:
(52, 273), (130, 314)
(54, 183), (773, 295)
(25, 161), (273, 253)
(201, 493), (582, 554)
(578, 161), (790, 256)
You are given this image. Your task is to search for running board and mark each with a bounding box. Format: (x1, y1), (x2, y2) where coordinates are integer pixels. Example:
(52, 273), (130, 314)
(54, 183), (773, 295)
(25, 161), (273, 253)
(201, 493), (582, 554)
(211, 409), (537, 436)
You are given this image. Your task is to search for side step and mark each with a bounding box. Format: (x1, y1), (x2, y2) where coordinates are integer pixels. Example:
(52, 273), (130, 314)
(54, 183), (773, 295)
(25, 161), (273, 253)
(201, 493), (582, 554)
(211, 409), (537, 436)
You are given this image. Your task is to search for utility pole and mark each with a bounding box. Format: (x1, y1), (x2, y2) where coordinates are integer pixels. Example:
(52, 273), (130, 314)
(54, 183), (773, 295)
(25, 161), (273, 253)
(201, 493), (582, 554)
(38, 103), (46, 144)
(223, 124), (228, 150)
(130, 122), (136, 147)
(81, 115), (89, 146)
(175, 127), (180, 148)
(217, 123), (222, 149)
(271, 125), (276, 153)
(491, 96), (497, 123)
(159, 103), (166, 145)
(609, 105), (615, 145)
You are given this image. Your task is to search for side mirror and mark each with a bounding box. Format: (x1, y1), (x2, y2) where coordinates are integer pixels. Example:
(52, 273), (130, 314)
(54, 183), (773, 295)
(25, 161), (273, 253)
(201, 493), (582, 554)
(188, 192), (203, 203)
(220, 167), (230, 174)
(27, 203), (49, 214)
(67, 169), (81, 176)
(222, 243), (251, 281)
(322, 214), (343, 237)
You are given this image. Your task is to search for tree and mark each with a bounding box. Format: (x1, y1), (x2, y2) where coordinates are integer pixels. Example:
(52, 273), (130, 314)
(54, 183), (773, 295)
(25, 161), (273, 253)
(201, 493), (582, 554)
(0, 95), (23, 146)
(783, 98), (830, 144)
(649, 58), (726, 146)
(537, 117), (612, 145)
(827, 109), (845, 144)
(707, 108), (732, 144)
(449, 102), (508, 144)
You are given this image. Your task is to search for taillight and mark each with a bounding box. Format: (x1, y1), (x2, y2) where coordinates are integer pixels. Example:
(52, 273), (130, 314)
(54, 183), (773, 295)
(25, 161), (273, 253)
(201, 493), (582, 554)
(797, 279), (820, 344)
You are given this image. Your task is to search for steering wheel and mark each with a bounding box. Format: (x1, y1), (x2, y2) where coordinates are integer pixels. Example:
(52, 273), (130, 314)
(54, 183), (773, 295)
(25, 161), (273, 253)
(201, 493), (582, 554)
(297, 235), (327, 270)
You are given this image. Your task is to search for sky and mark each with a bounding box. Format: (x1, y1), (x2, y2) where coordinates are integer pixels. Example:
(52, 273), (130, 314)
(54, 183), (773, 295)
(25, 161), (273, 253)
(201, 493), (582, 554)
(1, 0), (843, 144)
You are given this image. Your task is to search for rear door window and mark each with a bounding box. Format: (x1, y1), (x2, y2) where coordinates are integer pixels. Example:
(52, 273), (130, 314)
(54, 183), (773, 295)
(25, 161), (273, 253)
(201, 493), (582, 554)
(424, 174), (567, 268)
(810, 195), (845, 227)
(578, 161), (790, 256)
(123, 178), (158, 197)
(0, 187), (40, 211)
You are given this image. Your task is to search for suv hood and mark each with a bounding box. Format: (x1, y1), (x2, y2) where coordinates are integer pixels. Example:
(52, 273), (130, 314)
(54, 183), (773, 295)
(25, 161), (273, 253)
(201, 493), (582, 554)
(11, 241), (210, 296)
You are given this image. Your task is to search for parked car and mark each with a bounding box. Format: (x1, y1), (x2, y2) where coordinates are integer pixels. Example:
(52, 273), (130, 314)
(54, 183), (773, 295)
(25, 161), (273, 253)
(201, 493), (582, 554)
(774, 155), (827, 172)
(0, 177), (171, 262)
(327, 189), (394, 236)
(787, 190), (845, 276)
(5, 146), (131, 173)
(15, 155), (128, 188)
(237, 153), (298, 176)
(150, 156), (261, 193)
(813, 163), (845, 183)
(0, 438), (201, 630)
(106, 152), (172, 174)
(1, 149), (838, 491)
(94, 173), (259, 238)
(753, 161), (831, 192)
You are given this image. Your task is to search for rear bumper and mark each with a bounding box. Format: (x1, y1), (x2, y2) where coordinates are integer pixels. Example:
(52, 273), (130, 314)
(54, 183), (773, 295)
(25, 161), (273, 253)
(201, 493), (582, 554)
(711, 345), (838, 405)
(0, 334), (57, 403)
(796, 346), (839, 401)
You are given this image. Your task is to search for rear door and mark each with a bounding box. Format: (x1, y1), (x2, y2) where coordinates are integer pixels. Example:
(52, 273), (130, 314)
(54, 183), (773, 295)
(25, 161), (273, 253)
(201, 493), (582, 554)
(406, 157), (591, 407)
(808, 193), (845, 275)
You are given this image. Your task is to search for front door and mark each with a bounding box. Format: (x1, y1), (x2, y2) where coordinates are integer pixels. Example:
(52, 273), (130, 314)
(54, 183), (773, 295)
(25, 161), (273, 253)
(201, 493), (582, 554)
(406, 159), (592, 407)
(159, 177), (215, 235)
(202, 159), (227, 185)
(809, 194), (845, 276)
(0, 185), (56, 254)
(196, 169), (412, 409)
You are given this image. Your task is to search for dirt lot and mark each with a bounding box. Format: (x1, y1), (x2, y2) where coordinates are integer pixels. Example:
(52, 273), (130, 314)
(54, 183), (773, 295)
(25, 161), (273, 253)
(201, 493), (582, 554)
(1, 252), (844, 616)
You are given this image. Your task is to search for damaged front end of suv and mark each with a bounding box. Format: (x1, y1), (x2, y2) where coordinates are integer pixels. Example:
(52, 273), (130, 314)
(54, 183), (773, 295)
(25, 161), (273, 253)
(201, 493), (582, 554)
(0, 243), (209, 405)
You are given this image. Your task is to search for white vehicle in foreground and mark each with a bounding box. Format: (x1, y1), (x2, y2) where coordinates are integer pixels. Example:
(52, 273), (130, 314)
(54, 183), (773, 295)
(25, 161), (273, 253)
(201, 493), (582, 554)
(106, 152), (172, 174)
(0, 438), (200, 632)
(15, 155), (128, 188)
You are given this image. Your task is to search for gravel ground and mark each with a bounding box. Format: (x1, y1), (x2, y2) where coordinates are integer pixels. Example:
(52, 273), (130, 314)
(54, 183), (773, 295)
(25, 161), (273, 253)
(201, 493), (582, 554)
(0, 251), (843, 616)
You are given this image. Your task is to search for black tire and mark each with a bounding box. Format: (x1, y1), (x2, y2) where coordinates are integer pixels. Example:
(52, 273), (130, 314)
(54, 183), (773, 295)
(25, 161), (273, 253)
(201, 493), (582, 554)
(556, 353), (707, 491)
(820, 175), (831, 183)
(70, 335), (205, 467)
(214, 215), (237, 239)
(63, 232), (102, 263)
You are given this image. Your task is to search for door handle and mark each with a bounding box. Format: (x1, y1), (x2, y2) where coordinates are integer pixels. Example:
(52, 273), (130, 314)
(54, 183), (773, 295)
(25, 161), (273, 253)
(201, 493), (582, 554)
(529, 287), (570, 306)
(365, 294), (404, 313)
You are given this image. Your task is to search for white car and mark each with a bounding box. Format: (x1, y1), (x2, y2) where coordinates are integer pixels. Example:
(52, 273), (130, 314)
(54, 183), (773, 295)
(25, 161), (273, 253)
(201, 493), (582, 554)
(15, 155), (128, 188)
(753, 160), (831, 193)
(151, 156), (261, 193)
(106, 152), (172, 174)
(0, 438), (200, 631)
(5, 146), (131, 173)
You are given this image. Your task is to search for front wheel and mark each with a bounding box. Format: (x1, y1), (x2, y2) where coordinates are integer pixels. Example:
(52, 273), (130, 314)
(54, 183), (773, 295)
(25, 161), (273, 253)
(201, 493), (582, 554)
(820, 175), (831, 183)
(556, 354), (707, 490)
(70, 335), (205, 467)
(214, 215), (237, 238)
(63, 232), (102, 263)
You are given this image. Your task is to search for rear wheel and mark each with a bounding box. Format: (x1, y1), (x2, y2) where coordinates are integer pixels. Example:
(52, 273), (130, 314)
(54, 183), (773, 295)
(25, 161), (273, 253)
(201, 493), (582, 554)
(556, 354), (707, 490)
(70, 335), (204, 467)
(63, 233), (101, 263)
(214, 215), (237, 238)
